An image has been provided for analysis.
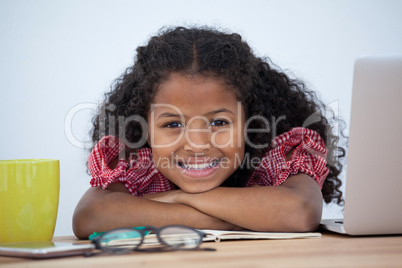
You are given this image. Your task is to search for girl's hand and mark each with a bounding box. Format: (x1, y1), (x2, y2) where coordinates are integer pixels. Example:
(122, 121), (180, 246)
(143, 189), (246, 231)
(143, 189), (184, 204)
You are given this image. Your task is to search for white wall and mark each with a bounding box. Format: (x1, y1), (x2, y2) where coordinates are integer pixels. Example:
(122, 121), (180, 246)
(1, 0), (401, 236)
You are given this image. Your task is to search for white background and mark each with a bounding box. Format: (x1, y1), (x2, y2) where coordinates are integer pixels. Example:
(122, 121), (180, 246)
(1, 0), (401, 236)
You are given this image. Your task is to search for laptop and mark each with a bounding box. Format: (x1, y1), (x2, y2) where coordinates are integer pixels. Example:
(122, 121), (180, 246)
(320, 54), (402, 235)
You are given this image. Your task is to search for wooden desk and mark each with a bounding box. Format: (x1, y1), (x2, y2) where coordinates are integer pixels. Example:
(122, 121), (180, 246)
(1, 232), (402, 268)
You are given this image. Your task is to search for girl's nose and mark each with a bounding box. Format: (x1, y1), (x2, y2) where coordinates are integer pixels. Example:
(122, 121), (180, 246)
(183, 140), (212, 153)
(183, 124), (212, 153)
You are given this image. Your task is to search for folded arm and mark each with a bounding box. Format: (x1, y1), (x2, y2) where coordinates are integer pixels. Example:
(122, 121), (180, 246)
(72, 183), (241, 239)
(144, 173), (323, 232)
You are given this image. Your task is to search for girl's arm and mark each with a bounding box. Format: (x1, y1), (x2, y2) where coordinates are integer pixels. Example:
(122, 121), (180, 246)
(72, 183), (241, 239)
(144, 173), (323, 232)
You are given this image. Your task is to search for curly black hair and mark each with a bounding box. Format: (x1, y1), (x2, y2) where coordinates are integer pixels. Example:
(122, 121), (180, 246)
(91, 26), (346, 204)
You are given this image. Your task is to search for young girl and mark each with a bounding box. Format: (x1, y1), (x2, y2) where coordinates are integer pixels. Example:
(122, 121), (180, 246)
(73, 26), (345, 239)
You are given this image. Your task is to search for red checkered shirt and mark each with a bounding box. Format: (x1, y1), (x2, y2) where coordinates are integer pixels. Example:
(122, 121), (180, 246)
(88, 127), (329, 196)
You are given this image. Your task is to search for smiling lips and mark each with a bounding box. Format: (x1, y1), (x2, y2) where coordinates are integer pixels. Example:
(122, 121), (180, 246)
(178, 159), (220, 178)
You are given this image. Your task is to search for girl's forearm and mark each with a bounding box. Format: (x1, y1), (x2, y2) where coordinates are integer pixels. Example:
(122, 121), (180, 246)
(72, 186), (239, 239)
(175, 174), (323, 232)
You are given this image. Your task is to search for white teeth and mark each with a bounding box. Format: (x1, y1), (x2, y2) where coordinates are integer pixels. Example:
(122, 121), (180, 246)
(179, 160), (219, 170)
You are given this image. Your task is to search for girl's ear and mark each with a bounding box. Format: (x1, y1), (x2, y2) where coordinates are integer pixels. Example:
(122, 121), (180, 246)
(147, 134), (151, 147)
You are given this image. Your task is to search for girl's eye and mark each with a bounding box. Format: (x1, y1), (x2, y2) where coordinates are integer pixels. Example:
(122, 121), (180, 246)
(164, 122), (183, 128)
(210, 119), (228, 127)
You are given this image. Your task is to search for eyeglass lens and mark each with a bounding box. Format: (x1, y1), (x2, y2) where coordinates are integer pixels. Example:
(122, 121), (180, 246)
(99, 229), (143, 250)
(159, 226), (201, 249)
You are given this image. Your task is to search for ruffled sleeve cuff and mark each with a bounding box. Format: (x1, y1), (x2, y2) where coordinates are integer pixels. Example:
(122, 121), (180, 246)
(249, 127), (329, 188)
(88, 135), (130, 189)
(88, 135), (176, 196)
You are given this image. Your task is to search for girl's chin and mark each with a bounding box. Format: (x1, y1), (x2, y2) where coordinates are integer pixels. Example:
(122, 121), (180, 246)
(177, 183), (220, 194)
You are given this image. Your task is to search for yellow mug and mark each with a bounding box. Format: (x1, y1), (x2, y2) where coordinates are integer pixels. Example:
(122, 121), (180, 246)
(0, 159), (59, 243)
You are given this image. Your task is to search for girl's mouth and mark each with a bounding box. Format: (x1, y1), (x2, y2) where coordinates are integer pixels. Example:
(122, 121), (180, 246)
(177, 159), (221, 178)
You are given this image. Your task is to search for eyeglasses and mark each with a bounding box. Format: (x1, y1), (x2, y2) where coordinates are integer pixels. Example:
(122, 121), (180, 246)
(90, 225), (215, 254)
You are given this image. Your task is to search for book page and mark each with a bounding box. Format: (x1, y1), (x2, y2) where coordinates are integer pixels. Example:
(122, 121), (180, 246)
(199, 229), (321, 242)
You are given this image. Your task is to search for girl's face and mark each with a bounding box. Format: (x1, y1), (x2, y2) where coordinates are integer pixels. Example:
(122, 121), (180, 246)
(148, 73), (246, 193)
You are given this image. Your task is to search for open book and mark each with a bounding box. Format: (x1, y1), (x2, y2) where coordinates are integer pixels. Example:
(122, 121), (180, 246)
(199, 229), (321, 242)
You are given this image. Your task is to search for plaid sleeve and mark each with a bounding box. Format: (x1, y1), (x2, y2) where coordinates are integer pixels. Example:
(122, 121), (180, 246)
(88, 135), (128, 189)
(88, 135), (175, 196)
(247, 127), (329, 189)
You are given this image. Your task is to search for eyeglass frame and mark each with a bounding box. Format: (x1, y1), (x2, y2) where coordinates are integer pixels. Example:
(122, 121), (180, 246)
(90, 224), (215, 254)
